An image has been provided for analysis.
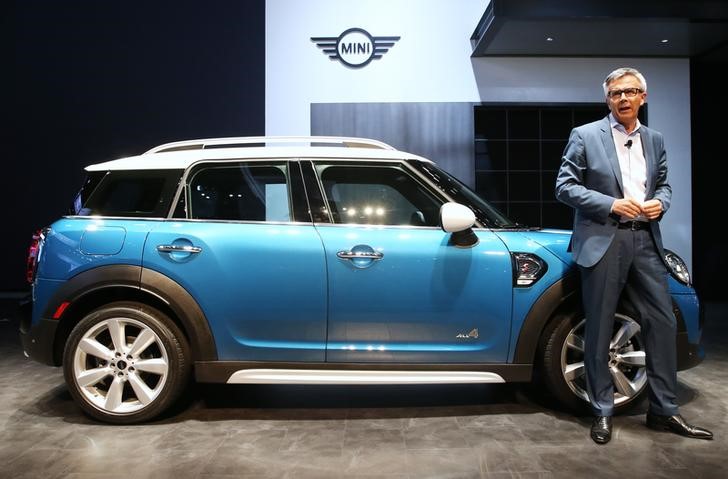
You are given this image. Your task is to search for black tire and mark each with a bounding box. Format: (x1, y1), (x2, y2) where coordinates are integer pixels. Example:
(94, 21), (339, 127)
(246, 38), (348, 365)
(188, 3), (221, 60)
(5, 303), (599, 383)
(538, 311), (648, 415)
(63, 301), (191, 424)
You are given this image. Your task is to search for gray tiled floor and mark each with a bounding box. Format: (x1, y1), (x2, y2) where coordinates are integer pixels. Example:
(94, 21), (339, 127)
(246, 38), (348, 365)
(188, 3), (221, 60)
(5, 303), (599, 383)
(1, 299), (726, 479)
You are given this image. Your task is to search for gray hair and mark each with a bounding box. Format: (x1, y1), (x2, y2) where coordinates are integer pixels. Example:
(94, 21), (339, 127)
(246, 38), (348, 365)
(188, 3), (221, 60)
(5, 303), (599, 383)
(602, 67), (647, 96)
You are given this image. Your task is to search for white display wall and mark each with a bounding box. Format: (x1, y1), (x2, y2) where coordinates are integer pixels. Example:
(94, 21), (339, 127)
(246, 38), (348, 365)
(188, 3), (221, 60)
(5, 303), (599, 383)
(266, 0), (694, 272)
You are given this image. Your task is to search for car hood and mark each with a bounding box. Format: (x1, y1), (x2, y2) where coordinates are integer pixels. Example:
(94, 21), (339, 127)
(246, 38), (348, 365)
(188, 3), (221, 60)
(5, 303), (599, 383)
(515, 228), (574, 266)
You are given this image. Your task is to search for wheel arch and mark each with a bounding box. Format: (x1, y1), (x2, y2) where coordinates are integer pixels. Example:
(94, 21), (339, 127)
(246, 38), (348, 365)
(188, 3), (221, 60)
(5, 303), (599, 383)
(512, 271), (689, 365)
(44, 265), (217, 366)
(512, 272), (580, 365)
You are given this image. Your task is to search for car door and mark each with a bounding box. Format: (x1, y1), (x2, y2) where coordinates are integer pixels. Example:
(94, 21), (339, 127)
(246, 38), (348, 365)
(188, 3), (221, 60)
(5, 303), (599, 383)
(143, 160), (327, 361)
(309, 160), (514, 363)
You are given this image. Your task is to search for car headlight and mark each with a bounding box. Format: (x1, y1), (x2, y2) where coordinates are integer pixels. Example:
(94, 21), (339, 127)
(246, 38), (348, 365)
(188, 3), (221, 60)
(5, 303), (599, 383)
(664, 249), (691, 285)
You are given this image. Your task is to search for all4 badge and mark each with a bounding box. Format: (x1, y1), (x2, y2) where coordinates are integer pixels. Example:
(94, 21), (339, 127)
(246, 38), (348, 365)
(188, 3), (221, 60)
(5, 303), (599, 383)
(311, 28), (400, 68)
(456, 328), (479, 340)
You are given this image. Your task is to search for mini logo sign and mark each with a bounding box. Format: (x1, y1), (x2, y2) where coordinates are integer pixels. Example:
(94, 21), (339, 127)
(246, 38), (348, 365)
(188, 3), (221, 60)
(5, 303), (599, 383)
(311, 28), (400, 68)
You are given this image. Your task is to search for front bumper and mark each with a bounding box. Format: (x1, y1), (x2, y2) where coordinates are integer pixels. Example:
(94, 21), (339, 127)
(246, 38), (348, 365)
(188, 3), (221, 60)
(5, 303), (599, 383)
(669, 289), (704, 371)
(676, 331), (704, 371)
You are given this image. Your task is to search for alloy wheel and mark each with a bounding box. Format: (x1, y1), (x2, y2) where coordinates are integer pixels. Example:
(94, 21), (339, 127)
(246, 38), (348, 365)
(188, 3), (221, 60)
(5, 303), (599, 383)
(72, 317), (169, 414)
(560, 313), (647, 406)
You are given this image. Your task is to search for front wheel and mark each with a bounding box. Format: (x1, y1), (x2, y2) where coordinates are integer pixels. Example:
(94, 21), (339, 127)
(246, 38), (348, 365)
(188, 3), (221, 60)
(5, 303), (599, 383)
(539, 312), (648, 414)
(63, 301), (191, 424)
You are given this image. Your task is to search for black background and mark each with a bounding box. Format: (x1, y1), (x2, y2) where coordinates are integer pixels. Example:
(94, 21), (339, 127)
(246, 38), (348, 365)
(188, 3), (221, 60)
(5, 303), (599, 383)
(4, 1), (727, 301)
(4, 1), (265, 292)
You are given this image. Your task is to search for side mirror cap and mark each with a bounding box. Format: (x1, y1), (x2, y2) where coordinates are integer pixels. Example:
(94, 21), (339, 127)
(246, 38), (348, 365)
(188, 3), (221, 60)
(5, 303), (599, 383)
(439, 202), (479, 248)
(440, 202), (475, 232)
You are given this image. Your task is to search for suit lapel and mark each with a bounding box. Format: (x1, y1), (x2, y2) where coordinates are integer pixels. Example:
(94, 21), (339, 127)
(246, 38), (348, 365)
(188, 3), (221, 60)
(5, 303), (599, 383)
(640, 127), (655, 197)
(599, 117), (624, 193)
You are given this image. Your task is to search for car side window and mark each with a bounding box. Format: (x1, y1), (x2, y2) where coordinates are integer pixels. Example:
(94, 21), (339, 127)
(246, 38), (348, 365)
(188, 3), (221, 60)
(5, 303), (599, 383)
(77, 170), (182, 218)
(188, 163), (291, 222)
(315, 163), (442, 226)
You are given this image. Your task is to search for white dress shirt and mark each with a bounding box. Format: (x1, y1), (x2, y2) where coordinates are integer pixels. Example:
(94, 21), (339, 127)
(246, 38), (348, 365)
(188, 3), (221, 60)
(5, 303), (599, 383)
(609, 114), (647, 222)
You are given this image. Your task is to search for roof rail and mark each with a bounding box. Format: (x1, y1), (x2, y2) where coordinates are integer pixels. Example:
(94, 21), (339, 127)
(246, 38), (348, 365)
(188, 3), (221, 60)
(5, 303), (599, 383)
(144, 136), (396, 154)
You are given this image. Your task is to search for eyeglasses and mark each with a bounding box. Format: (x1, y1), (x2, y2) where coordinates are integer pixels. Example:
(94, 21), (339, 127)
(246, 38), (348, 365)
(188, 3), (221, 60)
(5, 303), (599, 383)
(607, 88), (643, 99)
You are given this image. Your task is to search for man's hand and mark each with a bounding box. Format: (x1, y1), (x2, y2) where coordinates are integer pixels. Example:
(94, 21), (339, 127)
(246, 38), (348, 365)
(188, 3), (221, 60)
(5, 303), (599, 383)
(640, 199), (663, 220)
(611, 198), (643, 219)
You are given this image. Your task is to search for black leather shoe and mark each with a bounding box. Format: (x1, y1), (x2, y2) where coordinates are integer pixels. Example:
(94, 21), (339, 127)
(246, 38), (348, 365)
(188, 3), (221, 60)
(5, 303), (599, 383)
(590, 416), (612, 444)
(646, 413), (713, 440)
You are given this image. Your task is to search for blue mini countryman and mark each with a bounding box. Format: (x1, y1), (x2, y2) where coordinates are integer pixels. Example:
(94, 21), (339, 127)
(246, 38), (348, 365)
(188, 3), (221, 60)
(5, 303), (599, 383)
(20, 136), (703, 424)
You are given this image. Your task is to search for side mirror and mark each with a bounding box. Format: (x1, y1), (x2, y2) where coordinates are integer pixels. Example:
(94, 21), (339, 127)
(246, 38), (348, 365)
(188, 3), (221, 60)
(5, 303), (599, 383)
(439, 202), (479, 248)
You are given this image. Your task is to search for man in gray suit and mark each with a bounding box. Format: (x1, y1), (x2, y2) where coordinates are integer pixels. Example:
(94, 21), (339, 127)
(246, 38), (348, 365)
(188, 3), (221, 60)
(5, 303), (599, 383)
(555, 67), (712, 444)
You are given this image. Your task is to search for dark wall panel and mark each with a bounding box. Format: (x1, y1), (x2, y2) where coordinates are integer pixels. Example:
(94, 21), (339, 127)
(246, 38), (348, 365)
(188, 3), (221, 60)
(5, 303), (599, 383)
(311, 102), (475, 188)
(691, 48), (728, 301)
(4, 0), (266, 292)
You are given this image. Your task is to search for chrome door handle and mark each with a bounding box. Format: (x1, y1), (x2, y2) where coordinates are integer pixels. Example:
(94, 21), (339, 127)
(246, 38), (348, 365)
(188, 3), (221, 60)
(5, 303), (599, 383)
(157, 244), (202, 254)
(336, 250), (383, 260)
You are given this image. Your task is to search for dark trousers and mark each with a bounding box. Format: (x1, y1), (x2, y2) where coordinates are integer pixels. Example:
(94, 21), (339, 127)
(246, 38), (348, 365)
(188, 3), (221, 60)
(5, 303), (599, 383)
(579, 228), (679, 417)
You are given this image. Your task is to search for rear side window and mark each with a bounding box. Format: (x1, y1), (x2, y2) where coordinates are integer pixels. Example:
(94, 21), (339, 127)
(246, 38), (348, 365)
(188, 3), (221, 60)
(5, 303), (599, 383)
(188, 163), (291, 222)
(76, 170), (182, 218)
(70, 171), (105, 215)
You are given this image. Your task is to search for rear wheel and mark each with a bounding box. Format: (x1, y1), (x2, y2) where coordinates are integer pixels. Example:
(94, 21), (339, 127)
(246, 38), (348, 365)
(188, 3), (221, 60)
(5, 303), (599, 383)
(63, 301), (190, 424)
(539, 312), (647, 414)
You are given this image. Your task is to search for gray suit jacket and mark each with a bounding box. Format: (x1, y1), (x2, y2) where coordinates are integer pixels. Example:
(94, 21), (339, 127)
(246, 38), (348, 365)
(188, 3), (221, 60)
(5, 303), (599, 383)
(555, 116), (672, 268)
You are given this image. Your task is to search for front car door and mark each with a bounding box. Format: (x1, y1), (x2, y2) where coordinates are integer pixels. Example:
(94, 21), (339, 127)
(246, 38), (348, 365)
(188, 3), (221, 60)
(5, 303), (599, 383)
(306, 160), (514, 363)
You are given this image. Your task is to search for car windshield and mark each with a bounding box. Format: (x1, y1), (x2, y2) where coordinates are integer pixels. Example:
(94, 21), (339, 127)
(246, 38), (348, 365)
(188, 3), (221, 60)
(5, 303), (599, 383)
(410, 160), (519, 229)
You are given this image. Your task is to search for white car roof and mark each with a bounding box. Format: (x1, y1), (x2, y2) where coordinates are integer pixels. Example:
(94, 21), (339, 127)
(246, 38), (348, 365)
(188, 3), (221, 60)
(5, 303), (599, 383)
(85, 136), (434, 171)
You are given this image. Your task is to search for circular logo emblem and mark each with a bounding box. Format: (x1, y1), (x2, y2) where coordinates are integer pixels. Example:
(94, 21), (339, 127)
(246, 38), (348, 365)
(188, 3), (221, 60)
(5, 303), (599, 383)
(337, 28), (375, 68)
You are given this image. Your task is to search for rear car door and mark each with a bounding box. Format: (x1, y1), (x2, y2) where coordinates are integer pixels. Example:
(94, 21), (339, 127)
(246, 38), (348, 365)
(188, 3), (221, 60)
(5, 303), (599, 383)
(307, 160), (513, 363)
(143, 160), (328, 361)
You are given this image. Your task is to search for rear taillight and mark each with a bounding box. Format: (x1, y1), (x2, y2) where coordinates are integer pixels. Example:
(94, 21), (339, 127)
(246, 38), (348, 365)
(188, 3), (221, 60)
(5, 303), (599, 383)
(26, 228), (47, 284)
